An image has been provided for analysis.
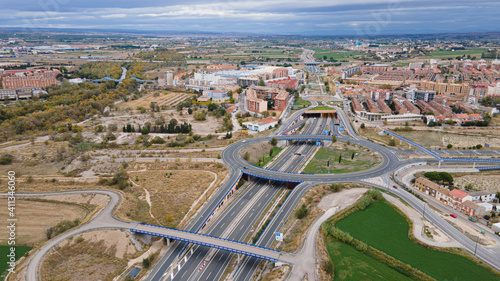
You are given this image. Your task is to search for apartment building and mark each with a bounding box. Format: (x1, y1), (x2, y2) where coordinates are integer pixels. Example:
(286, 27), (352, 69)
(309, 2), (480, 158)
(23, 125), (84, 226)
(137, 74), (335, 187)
(420, 80), (470, 96)
(351, 97), (364, 113)
(377, 99), (392, 114)
(393, 99), (408, 114)
(403, 99), (421, 114)
(2, 71), (57, 89)
(365, 99), (379, 113)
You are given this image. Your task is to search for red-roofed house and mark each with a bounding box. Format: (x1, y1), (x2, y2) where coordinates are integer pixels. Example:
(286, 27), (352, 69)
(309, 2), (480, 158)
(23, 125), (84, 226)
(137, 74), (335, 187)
(226, 105), (236, 114)
(450, 189), (472, 206)
(452, 114), (470, 123)
(469, 114), (483, 121)
(462, 201), (484, 217)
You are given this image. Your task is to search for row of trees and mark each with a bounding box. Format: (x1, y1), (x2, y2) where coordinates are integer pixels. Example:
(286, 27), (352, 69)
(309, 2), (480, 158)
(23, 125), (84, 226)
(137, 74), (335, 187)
(122, 120), (192, 134)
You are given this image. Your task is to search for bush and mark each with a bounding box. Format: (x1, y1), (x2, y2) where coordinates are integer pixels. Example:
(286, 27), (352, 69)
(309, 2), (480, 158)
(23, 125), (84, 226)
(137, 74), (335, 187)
(323, 260), (334, 276)
(360, 123), (365, 129)
(388, 139), (396, 146)
(270, 137), (278, 146)
(45, 219), (80, 239)
(366, 189), (384, 201)
(0, 154), (14, 165)
(243, 151), (250, 161)
(447, 144), (453, 149)
(295, 204), (308, 219)
(331, 183), (343, 193)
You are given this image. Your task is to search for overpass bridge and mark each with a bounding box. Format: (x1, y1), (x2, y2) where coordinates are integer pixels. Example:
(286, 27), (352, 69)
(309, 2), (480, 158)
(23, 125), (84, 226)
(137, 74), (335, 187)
(130, 223), (290, 263)
(384, 130), (500, 166)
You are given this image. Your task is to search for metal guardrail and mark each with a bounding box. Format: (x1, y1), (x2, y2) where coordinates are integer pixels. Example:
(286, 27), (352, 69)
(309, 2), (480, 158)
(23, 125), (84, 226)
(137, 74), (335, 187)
(130, 229), (279, 262)
(477, 165), (500, 170)
(385, 130), (500, 164)
(137, 223), (281, 253)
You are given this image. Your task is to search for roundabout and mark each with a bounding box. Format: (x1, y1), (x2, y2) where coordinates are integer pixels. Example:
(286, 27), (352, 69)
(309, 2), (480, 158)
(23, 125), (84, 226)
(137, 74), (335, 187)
(222, 133), (403, 184)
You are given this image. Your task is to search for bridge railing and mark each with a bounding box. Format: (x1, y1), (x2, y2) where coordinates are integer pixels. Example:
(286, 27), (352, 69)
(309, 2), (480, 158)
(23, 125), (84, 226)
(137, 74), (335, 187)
(477, 165), (500, 170)
(130, 229), (279, 262)
(136, 223), (282, 253)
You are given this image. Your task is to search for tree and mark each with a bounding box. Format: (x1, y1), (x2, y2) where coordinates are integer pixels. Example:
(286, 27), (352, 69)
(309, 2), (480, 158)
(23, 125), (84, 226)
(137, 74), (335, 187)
(258, 79), (266, 86)
(476, 144), (483, 149)
(351, 152), (355, 160)
(338, 155), (342, 163)
(332, 135), (337, 143)
(243, 151), (250, 161)
(270, 137), (278, 146)
(360, 123), (365, 129)
(388, 139), (396, 146)
(207, 103), (217, 112)
(269, 148), (274, 157)
(142, 257), (152, 268)
(188, 108), (193, 114)
(447, 144), (453, 149)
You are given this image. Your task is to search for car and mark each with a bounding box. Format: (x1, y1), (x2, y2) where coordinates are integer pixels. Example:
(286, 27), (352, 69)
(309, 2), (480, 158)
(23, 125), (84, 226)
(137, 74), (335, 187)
(450, 214), (457, 218)
(242, 140), (246, 143)
(393, 185), (398, 189)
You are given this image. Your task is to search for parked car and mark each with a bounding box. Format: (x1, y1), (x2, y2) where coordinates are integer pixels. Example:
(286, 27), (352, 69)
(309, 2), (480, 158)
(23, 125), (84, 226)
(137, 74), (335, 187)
(450, 214), (457, 218)
(393, 185), (398, 189)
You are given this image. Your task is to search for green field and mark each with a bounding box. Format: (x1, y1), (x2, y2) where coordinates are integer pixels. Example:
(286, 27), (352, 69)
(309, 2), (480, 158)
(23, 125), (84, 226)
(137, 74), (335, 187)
(0, 245), (32, 278)
(252, 147), (283, 167)
(423, 49), (486, 59)
(302, 143), (379, 174)
(335, 201), (500, 281)
(294, 98), (311, 107)
(311, 106), (332, 111)
(326, 240), (413, 281)
(312, 49), (365, 61)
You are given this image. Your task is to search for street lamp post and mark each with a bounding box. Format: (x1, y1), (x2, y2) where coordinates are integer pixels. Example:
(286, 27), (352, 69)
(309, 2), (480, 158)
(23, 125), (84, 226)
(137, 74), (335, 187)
(474, 236), (479, 256)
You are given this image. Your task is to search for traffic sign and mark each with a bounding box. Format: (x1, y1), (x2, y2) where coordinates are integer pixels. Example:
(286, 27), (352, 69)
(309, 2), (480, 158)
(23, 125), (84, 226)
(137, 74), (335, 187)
(340, 123), (343, 127)
(276, 232), (283, 241)
(339, 128), (344, 132)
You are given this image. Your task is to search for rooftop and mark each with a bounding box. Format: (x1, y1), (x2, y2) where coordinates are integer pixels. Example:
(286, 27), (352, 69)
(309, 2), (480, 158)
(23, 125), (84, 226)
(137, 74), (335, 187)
(450, 189), (470, 199)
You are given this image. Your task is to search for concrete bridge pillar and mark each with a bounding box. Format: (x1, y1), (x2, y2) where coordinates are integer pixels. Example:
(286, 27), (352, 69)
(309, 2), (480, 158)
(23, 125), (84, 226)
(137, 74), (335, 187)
(166, 238), (170, 246)
(409, 144), (412, 149)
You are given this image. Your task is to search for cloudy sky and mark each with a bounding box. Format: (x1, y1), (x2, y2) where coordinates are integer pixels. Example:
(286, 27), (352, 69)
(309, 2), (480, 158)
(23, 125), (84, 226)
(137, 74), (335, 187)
(1, 0), (498, 35)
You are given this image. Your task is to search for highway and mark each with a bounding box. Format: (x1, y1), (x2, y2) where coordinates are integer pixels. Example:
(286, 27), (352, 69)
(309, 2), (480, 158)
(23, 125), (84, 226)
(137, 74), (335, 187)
(170, 118), (328, 281)
(16, 92), (500, 281)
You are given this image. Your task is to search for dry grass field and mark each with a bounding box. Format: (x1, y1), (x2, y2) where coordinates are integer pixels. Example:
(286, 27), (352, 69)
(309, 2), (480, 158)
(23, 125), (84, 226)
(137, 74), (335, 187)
(0, 199), (87, 245)
(117, 161), (227, 228)
(119, 91), (193, 110)
(39, 230), (135, 281)
(454, 174), (500, 191)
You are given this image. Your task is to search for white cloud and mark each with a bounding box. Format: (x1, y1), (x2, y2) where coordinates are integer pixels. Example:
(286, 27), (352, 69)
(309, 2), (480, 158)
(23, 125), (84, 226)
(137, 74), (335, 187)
(101, 14), (127, 19)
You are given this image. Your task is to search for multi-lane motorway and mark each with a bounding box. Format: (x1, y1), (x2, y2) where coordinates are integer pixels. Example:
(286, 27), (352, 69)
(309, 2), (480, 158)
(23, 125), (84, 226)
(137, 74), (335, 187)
(12, 93), (500, 281)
